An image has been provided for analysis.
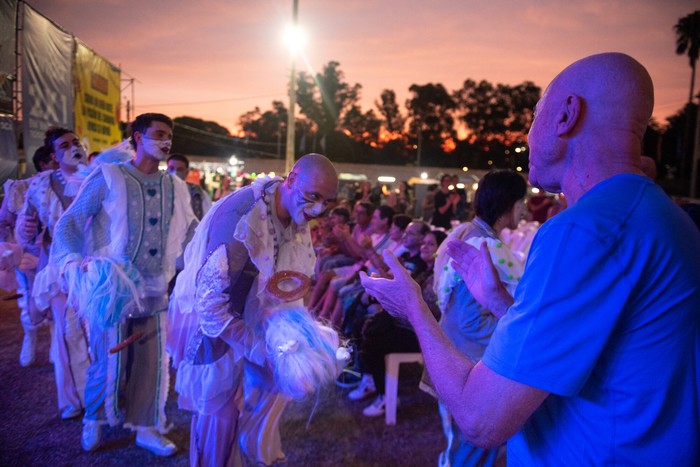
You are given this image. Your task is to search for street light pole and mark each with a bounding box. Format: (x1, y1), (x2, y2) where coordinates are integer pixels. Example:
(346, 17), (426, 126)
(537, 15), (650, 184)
(284, 0), (299, 174)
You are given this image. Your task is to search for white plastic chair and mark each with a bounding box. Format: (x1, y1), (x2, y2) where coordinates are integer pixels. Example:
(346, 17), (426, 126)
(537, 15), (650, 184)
(384, 352), (424, 425)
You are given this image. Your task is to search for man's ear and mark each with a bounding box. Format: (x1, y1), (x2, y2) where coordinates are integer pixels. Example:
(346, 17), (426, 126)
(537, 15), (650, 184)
(133, 131), (143, 147)
(286, 171), (297, 187)
(556, 95), (582, 136)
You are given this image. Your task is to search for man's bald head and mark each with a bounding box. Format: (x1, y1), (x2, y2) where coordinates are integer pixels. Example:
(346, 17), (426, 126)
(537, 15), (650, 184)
(549, 53), (654, 137)
(291, 153), (338, 186)
(278, 153), (338, 226)
(528, 53), (655, 201)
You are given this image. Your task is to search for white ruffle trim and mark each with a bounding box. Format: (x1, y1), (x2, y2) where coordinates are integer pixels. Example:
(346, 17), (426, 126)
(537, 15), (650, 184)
(175, 348), (239, 415)
(32, 263), (62, 310)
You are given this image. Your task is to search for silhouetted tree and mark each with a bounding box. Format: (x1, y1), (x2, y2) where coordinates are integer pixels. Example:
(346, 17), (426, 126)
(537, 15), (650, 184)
(341, 105), (381, 146)
(454, 80), (540, 143)
(296, 61), (361, 139)
(674, 10), (700, 104)
(172, 116), (238, 157)
(375, 89), (405, 135)
(406, 83), (456, 144)
(238, 101), (287, 144)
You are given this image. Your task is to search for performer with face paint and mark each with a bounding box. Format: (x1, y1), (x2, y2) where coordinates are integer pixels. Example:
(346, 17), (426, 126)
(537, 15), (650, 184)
(50, 113), (198, 456)
(169, 153), (343, 466)
(0, 146), (58, 368)
(15, 128), (91, 421)
(166, 153), (212, 221)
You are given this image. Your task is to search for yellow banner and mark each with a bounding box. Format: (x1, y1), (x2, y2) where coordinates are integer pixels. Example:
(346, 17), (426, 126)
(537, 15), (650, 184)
(73, 42), (121, 153)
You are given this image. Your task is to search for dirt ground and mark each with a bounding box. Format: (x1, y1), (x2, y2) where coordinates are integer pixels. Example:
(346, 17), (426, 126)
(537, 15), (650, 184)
(0, 298), (446, 466)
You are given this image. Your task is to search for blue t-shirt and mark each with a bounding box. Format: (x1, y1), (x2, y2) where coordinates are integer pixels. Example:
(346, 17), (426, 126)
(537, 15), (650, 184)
(483, 175), (700, 465)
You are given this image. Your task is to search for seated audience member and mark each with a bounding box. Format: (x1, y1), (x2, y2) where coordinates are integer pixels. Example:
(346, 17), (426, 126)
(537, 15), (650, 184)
(546, 192), (567, 219)
(323, 206), (394, 329)
(349, 229), (446, 417)
(314, 207), (351, 269)
(525, 191), (552, 224)
(308, 204), (370, 314)
(433, 169), (526, 466)
(345, 215), (423, 340)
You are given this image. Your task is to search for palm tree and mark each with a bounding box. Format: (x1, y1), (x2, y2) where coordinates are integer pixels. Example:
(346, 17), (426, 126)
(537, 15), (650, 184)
(674, 11), (700, 104)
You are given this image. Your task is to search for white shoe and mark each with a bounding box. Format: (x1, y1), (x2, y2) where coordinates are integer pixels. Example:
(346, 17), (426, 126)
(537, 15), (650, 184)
(362, 395), (386, 417)
(61, 406), (82, 420)
(81, 421), (102, 452)
(136, 428), (177, 457)
(349, 374), (376, 401)
(19, 331), (36, 367)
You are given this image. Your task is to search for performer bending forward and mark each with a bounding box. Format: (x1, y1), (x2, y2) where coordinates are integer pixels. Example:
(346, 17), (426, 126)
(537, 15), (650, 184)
(170, 153), (342, 466)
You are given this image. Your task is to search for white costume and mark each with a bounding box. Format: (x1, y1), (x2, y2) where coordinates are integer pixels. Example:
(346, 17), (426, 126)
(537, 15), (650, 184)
(15, 169), (90, 417)
(51, 161), (196, 432)
(169, 176), (340, 466)
(0, 178), (44, 366)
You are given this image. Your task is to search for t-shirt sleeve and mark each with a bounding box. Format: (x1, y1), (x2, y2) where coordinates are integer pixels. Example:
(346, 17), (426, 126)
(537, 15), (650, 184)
(482, 221), (632, 396)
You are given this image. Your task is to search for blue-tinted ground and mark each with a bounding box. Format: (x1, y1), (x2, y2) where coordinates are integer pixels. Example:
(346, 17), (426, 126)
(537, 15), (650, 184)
(0, 299), (444, 466)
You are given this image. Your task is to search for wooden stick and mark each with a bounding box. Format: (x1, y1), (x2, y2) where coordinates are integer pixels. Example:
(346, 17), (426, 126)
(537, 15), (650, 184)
(109, 331), (144, 354)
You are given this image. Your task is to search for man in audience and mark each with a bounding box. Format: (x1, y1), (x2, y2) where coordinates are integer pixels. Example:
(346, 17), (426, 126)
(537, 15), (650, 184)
(360, 53), (700, 464)
(431, 174), (459, 230)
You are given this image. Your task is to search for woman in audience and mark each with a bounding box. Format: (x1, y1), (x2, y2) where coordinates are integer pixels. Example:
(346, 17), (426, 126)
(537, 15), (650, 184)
(433, 169), (526, 467)
(349, 229), (447, 417)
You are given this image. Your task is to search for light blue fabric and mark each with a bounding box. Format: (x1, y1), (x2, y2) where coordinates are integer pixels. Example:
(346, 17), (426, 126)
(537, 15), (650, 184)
(483, 174), (700, 465)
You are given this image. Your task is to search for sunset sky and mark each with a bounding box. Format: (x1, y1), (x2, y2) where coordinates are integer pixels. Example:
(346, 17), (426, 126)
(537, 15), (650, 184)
(28, 0), (699, 134)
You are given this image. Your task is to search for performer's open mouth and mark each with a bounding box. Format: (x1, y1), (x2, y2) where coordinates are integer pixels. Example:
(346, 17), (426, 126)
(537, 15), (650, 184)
(303, 212), (313, 222)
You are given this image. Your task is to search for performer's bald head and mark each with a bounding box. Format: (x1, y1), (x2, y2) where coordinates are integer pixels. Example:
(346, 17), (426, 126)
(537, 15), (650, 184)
(291, 153), (338, 185)
(280, 153), (338, 226)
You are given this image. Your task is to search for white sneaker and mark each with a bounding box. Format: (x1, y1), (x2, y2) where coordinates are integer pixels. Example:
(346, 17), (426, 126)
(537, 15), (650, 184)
(19, 331), (36, 367)
(61, 406), (82, 420)
(81, 421), (102, 452)
(348, 375), (376, 401)
(136, 428), (177, 457)
(362, 395), (386, 417)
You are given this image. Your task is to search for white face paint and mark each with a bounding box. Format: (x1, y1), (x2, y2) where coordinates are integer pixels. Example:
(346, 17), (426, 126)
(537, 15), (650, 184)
(60, 144), (87, 167)
(142, 136), (172, 161)
(53, 133), (85, 169)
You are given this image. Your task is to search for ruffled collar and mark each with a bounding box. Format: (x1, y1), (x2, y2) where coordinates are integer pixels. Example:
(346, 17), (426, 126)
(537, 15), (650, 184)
(233, 175), (316, 308)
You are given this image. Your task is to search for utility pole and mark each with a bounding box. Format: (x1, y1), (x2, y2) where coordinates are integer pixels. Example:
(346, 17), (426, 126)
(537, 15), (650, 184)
(120, 73), (137, 124)
(284, 0), (299, 174)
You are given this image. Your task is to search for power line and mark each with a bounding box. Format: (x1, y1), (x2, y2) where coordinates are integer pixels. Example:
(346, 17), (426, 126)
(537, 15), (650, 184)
(174, 122), (286, 148)
(142, 93), (284, 107)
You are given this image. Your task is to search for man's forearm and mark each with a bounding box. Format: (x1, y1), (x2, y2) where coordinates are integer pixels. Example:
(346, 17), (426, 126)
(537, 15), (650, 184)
(408, 297), (476, 418)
